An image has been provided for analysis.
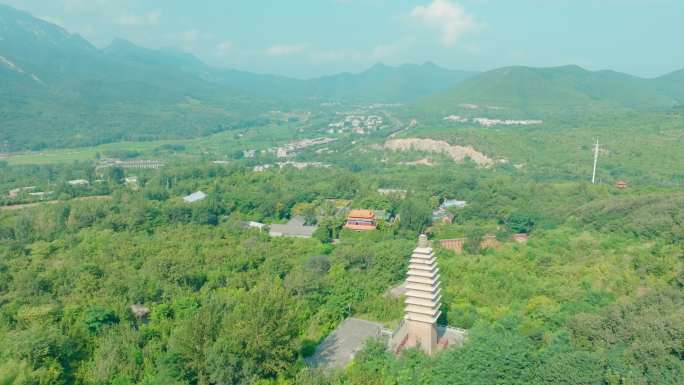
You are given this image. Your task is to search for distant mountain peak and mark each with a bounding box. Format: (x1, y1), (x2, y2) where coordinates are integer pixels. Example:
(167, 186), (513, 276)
(107, 37), (137, 48)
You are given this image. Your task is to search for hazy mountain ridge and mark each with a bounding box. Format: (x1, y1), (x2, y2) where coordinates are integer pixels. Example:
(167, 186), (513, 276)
(655, 68), (684, 102)
(1, 3), (474, 103)
(1, 3), (684, 151)
(423, 65), (682, 115)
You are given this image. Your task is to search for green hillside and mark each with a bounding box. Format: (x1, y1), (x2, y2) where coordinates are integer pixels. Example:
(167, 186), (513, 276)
(655, 68), (684, 102)
(422, 65), (679, 116)
(302, 62), (476, 102)
(0, 3), (478, 151)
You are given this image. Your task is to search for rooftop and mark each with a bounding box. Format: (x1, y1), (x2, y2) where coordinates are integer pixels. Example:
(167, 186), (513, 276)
(68, 179), (90, 186)
(183, 191), (207, 203)
(441, 199), (467, 209)
(269, 216), (317, 238)
(348, 209), (375, 219)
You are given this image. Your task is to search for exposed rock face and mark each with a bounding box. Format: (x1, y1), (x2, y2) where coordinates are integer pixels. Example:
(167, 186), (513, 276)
(384, 138), (496, 167)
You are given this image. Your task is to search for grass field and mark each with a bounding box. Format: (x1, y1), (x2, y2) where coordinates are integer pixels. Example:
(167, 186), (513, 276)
(4, 140), (183, 165)
(3, 122), (313, 165)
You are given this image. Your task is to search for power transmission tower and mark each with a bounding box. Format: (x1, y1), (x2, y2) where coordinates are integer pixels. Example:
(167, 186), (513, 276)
(591, 139), (600, 184)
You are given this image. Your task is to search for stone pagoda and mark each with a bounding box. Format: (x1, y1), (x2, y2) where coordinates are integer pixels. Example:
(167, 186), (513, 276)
(403, 234), (442, 355)
(310, 235), (465, 368)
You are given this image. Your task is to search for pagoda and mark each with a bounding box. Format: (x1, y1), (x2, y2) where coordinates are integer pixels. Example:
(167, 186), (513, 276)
(403, 234), (442, 355)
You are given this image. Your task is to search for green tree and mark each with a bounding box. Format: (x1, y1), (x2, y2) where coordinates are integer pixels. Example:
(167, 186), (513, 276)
(398, 198), (432, 234)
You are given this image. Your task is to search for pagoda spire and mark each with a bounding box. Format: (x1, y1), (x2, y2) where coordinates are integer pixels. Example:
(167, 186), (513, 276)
(403, 234), (441, 355)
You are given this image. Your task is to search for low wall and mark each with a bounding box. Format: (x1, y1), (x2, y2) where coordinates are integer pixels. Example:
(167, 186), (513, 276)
(438, 235), (510, 254)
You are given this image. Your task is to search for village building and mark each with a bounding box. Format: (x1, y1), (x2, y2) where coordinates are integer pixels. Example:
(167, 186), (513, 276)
(96, 159), (165, 170)
(269, 216), (317, 238)
(7, 186), (37, 199)
(67, 179), (90, 187)
(241, 221), (266, 232)
(243, 149), (256, 158)
(442, 199), (467, 209)
(373, 209), (391, 222)
(432, 199), (466, 223)
(344, 209), (377, 231)
(124, 176), (139, 190)
(183, 191), (207, 204)
(28, 191), (52, 199)
(253, 164), (272, 172)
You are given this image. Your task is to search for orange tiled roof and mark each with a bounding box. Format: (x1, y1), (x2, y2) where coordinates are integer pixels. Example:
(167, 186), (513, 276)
(347, 209), (375, 219)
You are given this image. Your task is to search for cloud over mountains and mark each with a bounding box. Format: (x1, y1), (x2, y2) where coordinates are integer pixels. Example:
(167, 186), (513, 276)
(411, 0), (478, 47)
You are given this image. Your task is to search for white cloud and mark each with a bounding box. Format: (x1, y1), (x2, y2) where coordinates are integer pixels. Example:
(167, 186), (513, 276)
(216, 41), (233, 56)
(411, 0), (477, 47)
(115, 10), (161, 27)
(265, 43), (308, 56)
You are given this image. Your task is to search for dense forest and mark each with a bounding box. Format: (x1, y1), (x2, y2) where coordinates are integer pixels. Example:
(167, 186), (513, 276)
(1, 157), (682, 385)
(1, 4), (683, 385)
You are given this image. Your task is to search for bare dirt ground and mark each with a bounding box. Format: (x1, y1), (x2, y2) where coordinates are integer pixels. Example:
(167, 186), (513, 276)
(384, 138), (496, 167)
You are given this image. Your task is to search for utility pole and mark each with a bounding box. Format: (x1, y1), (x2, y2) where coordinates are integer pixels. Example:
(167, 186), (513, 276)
(591, 139), (599, 184)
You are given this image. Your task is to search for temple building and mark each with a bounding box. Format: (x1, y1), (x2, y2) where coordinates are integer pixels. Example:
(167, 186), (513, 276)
(344, 209), (377, 231)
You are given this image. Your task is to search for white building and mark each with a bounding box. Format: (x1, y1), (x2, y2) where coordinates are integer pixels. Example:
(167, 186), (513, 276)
(183, 191), (207, 204)
(68, 179), (90, 187)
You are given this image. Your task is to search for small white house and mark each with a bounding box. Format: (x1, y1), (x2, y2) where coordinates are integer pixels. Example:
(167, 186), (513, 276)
(442, 199), (467, 209)
(68, 179), (90, 187)
(183, 191), (207, 204)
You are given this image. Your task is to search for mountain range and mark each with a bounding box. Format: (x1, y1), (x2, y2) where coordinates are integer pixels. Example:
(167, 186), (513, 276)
(0, 4), (474, 105)
(423, 65), (683, 116)
(0, 3), (683, 151)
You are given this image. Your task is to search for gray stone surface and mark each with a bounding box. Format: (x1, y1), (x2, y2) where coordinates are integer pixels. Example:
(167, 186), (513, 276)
(307, 318), (385, 369)
(269, 216), (317, 238)
(385, 281), (407, 298)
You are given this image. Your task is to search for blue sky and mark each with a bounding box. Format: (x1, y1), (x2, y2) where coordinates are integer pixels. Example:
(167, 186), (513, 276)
(5, 0), (684, 78)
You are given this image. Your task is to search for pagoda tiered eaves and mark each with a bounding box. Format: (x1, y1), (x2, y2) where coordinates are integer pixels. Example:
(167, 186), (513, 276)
(402, 235), (443, 354)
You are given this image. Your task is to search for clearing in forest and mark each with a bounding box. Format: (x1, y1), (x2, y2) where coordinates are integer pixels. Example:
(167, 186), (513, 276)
(384, 138), (497, 167)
